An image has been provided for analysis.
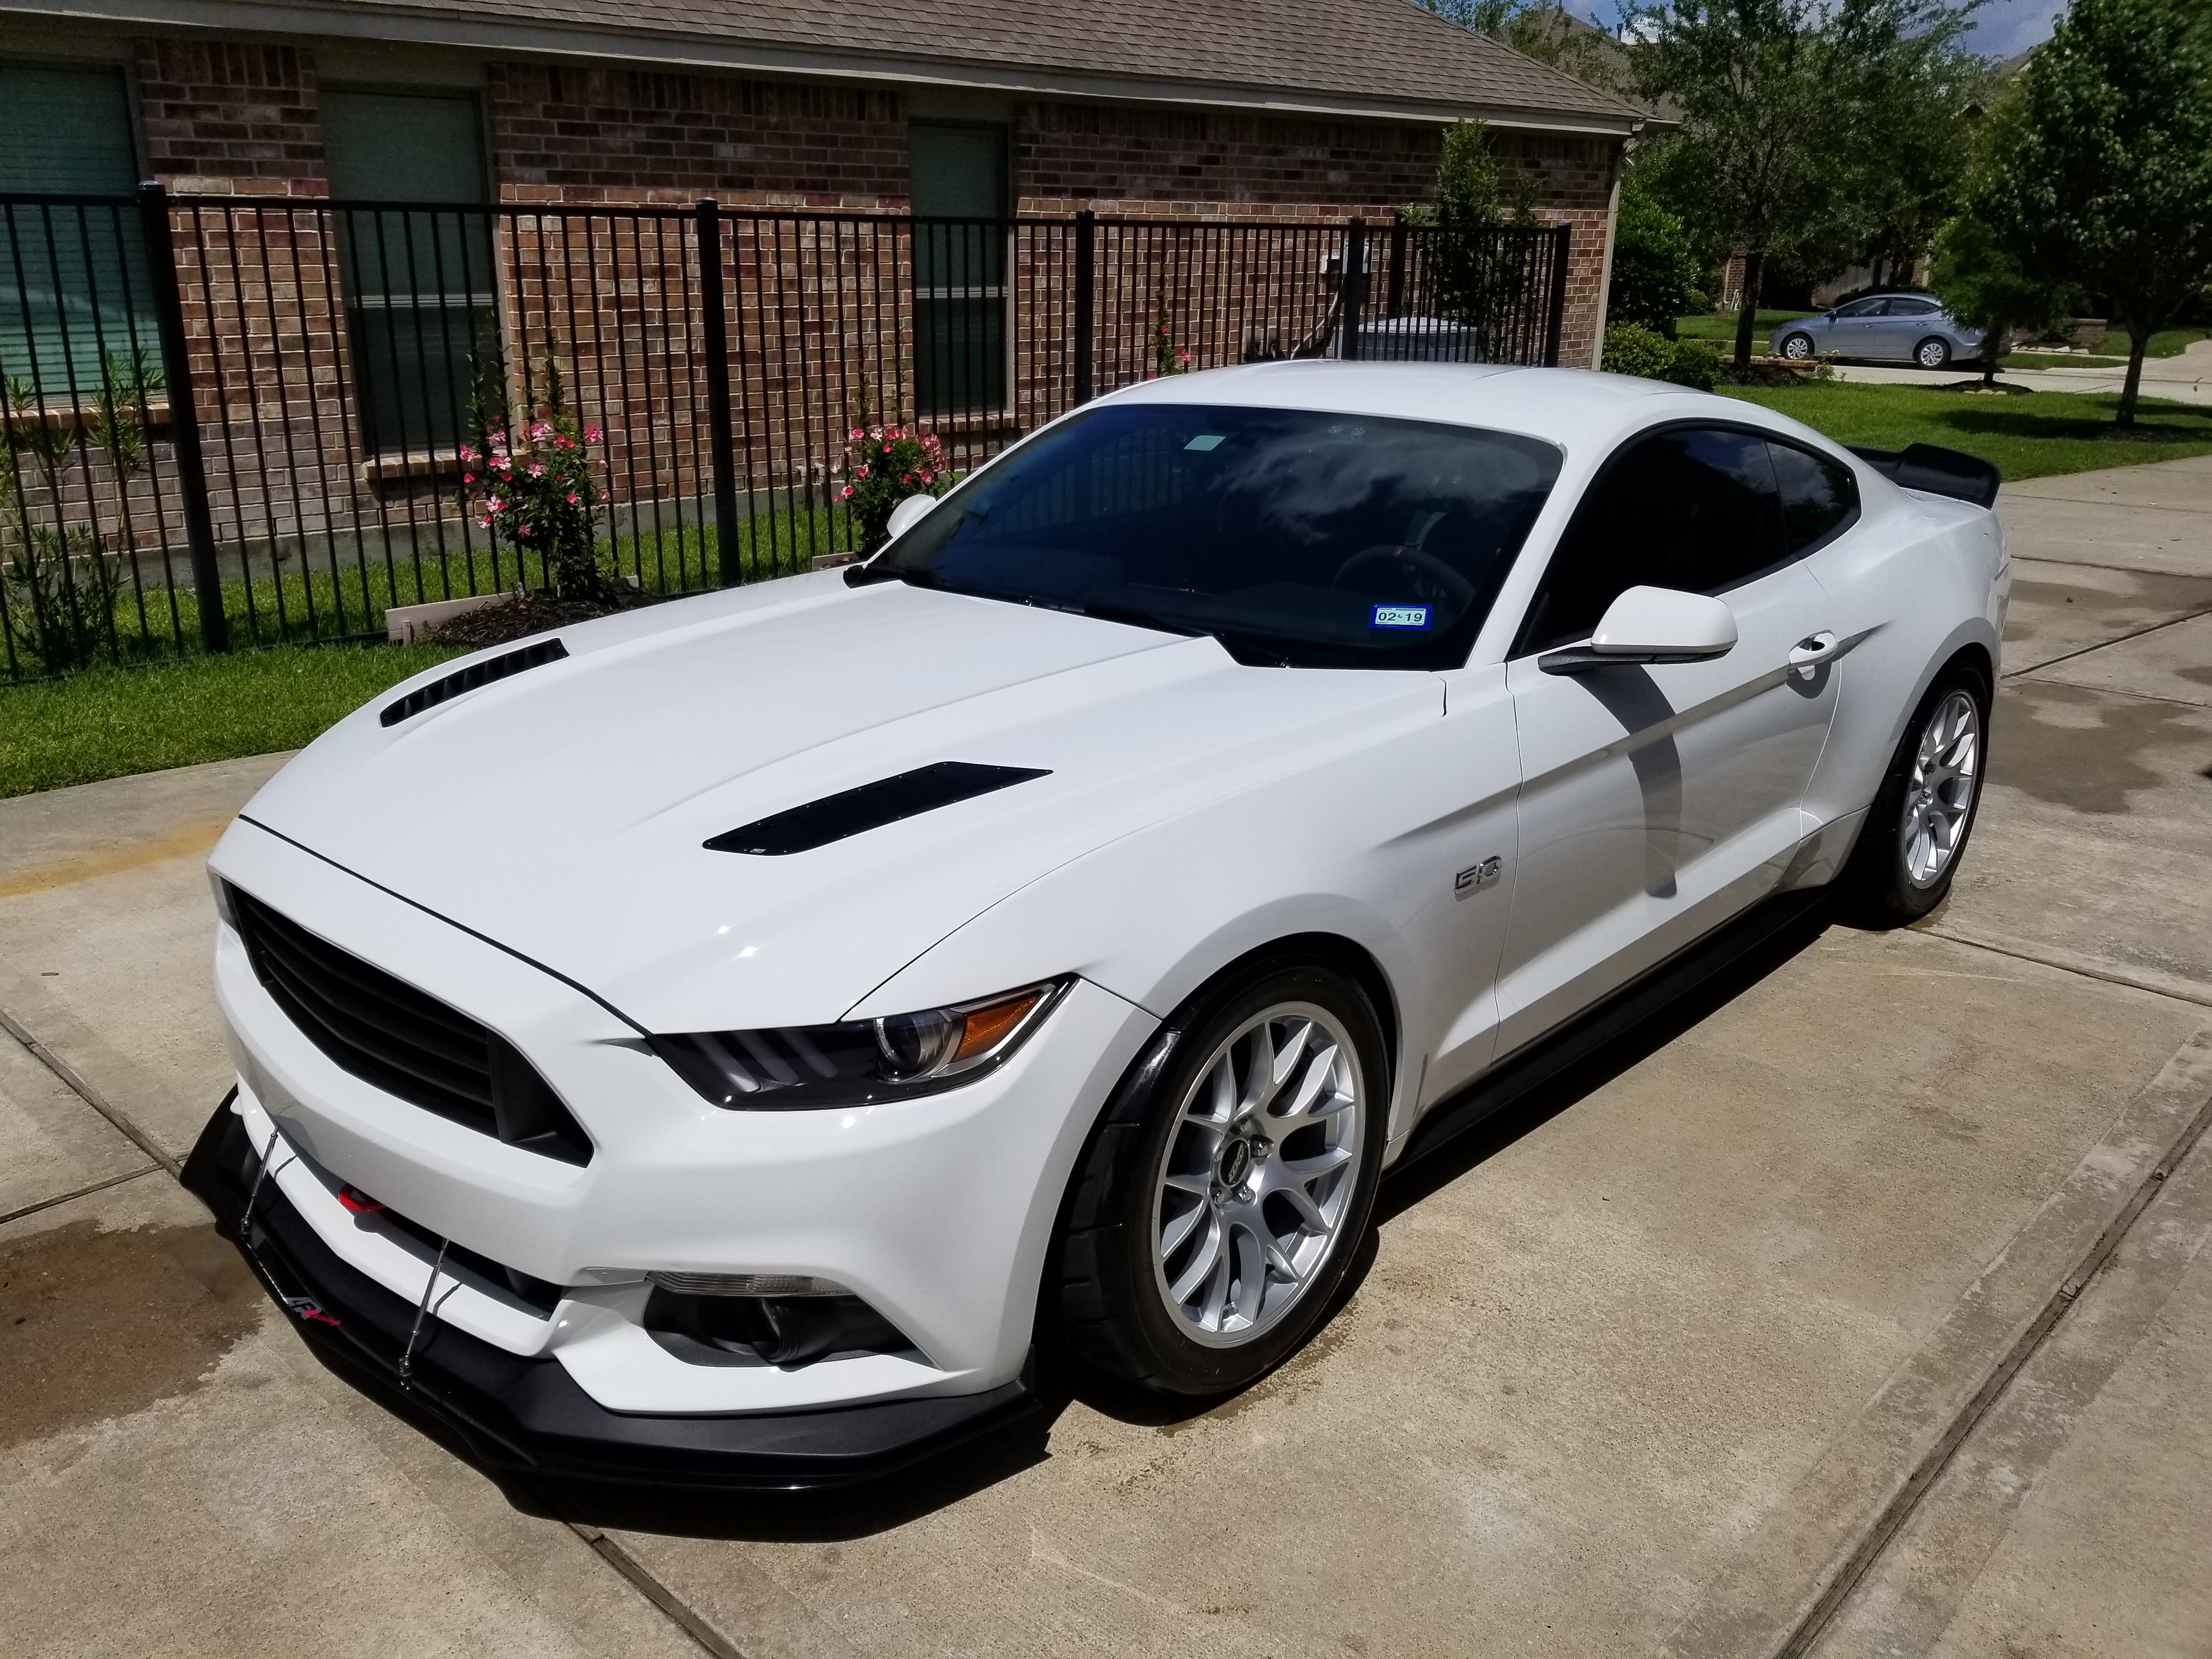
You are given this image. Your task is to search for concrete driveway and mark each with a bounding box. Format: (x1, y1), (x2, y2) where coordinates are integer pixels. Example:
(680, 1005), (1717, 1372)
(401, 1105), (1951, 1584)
(4, 458), (2210, 1658)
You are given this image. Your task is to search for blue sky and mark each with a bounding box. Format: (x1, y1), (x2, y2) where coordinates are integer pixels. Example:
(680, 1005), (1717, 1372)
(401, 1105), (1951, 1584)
(1569, 0), (2064, 59)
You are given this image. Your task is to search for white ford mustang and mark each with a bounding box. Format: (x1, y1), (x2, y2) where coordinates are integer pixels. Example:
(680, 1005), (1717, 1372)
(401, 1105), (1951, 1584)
(185, 363), (2008, 1489)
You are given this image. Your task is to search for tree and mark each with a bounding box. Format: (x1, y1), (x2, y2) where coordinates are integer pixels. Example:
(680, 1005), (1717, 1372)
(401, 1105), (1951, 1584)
(1928, 127), (2078, 386)
(1417, 1), (1633, 94)
(1831, 11), (1987, 287)
(1630, 0), (1976, 369)
(1954, 0), (2212, 425)
(1606, 170), (1707, 332)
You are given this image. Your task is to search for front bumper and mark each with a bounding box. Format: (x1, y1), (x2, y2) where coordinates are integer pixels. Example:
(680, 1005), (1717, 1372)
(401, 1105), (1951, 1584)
(182, 1097), (1037, 1491)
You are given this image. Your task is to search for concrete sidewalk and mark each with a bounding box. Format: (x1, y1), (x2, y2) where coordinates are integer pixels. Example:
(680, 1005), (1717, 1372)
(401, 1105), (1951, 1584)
(3, 454), (2210, 1658)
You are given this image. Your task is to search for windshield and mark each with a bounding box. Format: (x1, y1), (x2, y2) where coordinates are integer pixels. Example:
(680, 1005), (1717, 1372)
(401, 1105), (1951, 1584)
(874, 402), (1562, 669)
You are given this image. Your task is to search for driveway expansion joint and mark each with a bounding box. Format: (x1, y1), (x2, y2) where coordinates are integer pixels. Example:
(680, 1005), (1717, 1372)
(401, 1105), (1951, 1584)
(1664, 1025), (2212, 1659)
(0, 1003), (178, 1178)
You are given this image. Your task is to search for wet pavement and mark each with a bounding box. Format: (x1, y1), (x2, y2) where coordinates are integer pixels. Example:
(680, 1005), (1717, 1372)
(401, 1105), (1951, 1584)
(2, 456), (2209, 1656)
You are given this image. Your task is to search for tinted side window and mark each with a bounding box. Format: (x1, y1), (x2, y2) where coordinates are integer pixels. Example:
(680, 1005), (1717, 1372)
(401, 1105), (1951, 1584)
(1516, 427), (1784, 654)
(1769, 441), (1859, 555)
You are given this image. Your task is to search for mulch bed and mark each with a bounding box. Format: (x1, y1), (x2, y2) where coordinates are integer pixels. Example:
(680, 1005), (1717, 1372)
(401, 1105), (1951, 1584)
(424, 588), (654, 651)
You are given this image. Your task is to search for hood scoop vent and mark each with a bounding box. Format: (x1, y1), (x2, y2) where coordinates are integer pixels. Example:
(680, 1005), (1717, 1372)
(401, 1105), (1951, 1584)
(705, 762), (1051, 856)
(381, 638), (569, 728)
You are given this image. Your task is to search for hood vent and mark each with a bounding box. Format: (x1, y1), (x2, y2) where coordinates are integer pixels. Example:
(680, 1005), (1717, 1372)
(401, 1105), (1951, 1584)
(705, 761), (1051, 856)
(381, 637), (568, 728)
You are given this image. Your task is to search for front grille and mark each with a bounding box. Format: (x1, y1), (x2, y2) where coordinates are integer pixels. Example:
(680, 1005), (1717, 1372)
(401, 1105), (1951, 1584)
(228, 884), (592, 1165)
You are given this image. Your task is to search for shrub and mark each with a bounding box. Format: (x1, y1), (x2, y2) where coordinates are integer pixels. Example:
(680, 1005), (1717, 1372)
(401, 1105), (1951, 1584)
(1606, 173), (1707, 334)
(837, 425), (950, 553)
(1603, 323), (1720, 390)
(461, 351), (607, 600)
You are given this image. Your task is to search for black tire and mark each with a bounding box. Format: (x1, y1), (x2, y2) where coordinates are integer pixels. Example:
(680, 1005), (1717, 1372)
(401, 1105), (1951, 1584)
(1841, 661), (1990, 924)
(1915, 336), (1952, 369)
(1780, 332), (1816, 362)
(1051, 953), (1389, 1396)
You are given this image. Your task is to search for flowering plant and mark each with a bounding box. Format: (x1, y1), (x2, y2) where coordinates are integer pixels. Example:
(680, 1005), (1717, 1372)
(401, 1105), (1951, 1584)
(460, 356), (607, 599)
(1149, 288), (1193, 380)
(836, 423), (950, 552)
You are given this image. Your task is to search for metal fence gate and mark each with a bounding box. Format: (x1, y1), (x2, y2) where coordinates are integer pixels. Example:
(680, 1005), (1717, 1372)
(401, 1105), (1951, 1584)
(0, 185), (1570, 681)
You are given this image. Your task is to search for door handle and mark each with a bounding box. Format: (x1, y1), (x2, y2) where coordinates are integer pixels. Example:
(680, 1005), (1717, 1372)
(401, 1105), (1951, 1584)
(1789, 631), (1840, 678)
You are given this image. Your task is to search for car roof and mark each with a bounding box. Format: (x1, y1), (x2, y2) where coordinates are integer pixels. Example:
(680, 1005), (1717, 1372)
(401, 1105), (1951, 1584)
(1093, 361), (1822, 457)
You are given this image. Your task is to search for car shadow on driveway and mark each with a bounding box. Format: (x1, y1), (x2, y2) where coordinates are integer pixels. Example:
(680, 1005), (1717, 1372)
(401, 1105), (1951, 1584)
(478, 892), (1841, 1543)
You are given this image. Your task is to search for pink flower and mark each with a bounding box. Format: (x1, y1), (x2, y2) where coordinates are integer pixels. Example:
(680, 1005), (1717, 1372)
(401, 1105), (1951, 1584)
(479, 514), (493, 528)
(856, 464), (869, 478)
(488, 497), (505, 511)
(528, 462), (545, 478)
(565, 492), (580, 505)
(838, 485), (854, 500)
(518, 523), (532, 538)
(462, 472), (473, 484)
(457, 443), (474, 461)
(584, 426), (602, 443)
(529, 421), (550, 441)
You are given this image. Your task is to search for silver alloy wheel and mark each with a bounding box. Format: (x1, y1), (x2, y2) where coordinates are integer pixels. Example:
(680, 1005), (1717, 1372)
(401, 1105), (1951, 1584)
(1902, 689), (1980, 886)
(1149, 1003), (1365, 1347)
(1781, 334), (1814, 361)
(1916, 337), (1951, 369)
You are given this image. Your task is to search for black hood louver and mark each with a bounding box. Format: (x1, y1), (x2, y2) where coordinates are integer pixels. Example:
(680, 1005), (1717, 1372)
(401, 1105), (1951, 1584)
(381, 638), (569, 727)
(705, 762), (1051, 856)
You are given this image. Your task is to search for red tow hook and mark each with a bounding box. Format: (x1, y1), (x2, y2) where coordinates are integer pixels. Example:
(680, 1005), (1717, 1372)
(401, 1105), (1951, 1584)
(336, 1183), (385, 1215)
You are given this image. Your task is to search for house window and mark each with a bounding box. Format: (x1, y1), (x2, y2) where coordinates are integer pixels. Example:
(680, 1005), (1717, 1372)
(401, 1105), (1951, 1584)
(0, 60), (157, 400)
(320, 88), (498, 455)
(909, 122), (1007, 416)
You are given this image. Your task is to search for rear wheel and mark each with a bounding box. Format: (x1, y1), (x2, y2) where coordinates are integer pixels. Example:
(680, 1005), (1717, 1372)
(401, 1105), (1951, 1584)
(1052, 956), (1387, 1396)
(1842, 664), (1988, 923)
(1915, 336), (1953, 369)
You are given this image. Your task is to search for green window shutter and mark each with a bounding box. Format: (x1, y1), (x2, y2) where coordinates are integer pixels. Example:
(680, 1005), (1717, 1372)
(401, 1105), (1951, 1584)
(321, 89), (498, 453)
(0, 60), (156, 400)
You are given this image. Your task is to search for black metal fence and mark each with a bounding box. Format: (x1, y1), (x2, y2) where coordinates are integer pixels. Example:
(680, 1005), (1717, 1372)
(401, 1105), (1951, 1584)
(0, 185), (1570, 681)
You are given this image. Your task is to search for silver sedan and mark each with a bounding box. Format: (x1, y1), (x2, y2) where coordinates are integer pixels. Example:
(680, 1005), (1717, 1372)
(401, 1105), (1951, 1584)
(1770, 294), (1986, 369)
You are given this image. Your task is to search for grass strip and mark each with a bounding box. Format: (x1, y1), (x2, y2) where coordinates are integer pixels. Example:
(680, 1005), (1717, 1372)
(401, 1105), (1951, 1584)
(0, 641), (461, 798)
(1717, 382), (2212, 479)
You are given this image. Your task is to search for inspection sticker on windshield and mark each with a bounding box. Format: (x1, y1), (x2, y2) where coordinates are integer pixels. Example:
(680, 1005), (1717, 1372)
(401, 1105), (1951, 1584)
(1371, 604), (1431, 630)
(1184, 434), (1226, 451)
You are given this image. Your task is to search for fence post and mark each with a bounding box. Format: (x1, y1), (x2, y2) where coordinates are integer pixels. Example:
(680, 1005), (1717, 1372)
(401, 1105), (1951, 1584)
(1543, 223), (1571, 366)
(695, 197), (743, 586)
(1338, 218), (1367, 361)
(1386, 213), (1407, 320)
(138, 182), (227, 653)
(1072, 209), (1095, 405)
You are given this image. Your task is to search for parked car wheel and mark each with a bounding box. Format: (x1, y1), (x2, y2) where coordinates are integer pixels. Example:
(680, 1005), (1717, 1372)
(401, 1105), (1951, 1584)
(1779, 332), (1816, 362)
(1914, 336), (1952, 370)
(1842, 664), (1989, 923)
(1053, 956), (1388, 1396)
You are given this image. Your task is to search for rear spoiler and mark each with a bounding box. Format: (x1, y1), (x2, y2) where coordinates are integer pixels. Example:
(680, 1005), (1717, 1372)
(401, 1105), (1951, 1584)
(1846, 443), (2001, 509)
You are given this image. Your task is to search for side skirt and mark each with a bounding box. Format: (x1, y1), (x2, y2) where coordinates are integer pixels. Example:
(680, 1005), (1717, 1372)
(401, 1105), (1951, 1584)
(1394, 886), (1832, 1171)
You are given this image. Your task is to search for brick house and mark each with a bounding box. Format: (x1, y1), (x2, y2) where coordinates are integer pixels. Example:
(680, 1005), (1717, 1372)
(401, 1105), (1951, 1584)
(0, 0), (1645, 673)
(2, 0), (1644, 368)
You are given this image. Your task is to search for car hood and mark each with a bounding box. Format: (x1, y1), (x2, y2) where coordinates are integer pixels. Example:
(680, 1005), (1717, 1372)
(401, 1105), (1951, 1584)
(238, 572), (1442, 1031)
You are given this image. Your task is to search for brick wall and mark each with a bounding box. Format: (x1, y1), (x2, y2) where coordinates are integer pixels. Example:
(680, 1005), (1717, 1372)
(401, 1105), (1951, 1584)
(486, 66), (907, 208)
(134, 40), (326, 196)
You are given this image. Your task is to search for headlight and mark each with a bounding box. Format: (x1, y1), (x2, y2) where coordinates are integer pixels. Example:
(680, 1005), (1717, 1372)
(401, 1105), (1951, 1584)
(648, 978), (1070, 1109)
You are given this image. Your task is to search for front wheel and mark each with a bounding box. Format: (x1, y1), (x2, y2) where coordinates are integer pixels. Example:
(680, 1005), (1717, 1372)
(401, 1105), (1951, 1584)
(1915, 336), (1953, 370)
(1841, 665), (1989, 923)
(1051, 957), (1388, 1396)
(1779, 332), (1815, 362)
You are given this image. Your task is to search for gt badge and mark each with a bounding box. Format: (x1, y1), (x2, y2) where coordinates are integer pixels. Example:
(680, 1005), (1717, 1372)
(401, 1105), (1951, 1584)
(1455, 856), (1502, 899)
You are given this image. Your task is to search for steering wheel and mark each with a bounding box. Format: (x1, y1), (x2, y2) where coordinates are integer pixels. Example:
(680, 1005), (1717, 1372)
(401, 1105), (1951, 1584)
(1330, 544), (1477, 610)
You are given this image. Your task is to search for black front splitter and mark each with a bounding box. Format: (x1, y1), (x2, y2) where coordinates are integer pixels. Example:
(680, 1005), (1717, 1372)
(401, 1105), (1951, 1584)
(181, 1099), (1036, 1493)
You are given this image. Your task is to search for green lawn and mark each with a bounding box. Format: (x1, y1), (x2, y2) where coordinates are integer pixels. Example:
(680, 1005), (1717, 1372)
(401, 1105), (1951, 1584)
(1718, 381), (2212, 480)
(0, 641), (461, 798)
(1675, 308), (1816, 345)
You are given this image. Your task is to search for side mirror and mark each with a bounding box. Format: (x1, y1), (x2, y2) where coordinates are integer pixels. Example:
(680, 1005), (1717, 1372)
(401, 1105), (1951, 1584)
(1539, 586), (1738, 675)
(884, 493), (936, 544)
(1824, 309), (1838, 320)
